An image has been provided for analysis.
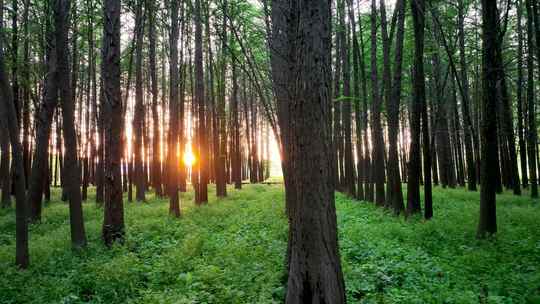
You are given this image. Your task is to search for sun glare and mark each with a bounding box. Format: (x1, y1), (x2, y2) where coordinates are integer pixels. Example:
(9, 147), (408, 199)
(183, 144), (196, 167)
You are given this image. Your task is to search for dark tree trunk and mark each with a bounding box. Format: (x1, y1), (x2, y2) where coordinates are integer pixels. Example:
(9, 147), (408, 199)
(477, 0), (501, 238)
(194, 0), (208, 204)
(167, 0), (180, 216)
(370, 0), (385, 206)
(133, 0), (146, 202)
(27, 13), (58, 222)
(526, 0), (538, 198)
(386, 0), (405, 215)
(215, 0), (228, 197)
(347, 0), (364, 201)
(270, 0), (346, 301)
(231, 63), (241, 189)
(148, 0), (162, 197)
(0, 0), (28, 267)
(55, 0), (86, 248)
(338, 0), (355, 197)
(407, 0), (424, 216)
(102, 0), (125, 246)
(0, 121), (9, 208)
(516, 0), (528, 188)
(457, 0), (477, 191)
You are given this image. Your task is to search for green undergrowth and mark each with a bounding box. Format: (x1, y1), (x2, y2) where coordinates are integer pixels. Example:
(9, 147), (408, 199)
(0, 184), (539, 303)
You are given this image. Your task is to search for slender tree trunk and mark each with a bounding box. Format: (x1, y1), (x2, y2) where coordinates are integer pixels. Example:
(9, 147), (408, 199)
(133, 0), (146, 202)
(148, 0), (162, 197)
(27, 14), (58, 222)
(526, 0), (538, 198)
(517, 0), (528, 188)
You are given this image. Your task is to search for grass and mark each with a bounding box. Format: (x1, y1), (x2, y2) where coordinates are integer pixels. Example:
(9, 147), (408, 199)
(0, 183), (539, 303)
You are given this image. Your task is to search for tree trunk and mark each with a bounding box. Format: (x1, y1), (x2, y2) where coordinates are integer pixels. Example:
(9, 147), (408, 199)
(133, 0), (146, 202)
(526, 0), (538, 198)
(370, 0), (385, 206)
(167, 0), (180, 216)
(27, 13), (58, 222)
(407, 0), (424, 216)
(516, 0), (528, 188)
(102, 0), (125, 246)
(477, 0), (501, 238)
(0, 0), (28, 267)
(270, 0), (346, 301)
(386, 0), (405, 215)
(55, 0), (86, 248)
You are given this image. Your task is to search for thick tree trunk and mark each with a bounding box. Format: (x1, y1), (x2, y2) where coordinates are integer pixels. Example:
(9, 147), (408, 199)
(167, 0), (180, 216)
(55, 0), (86, 248)
(477, 0), (501, 238)
(194, 0), (208, 204)
(270, 0), (346, 302)
(102, 0), (125, 246)
(407, 0), (424, 216)
(0, 0), (28, 266)
(370, 0), (385, 206)
(386, 0), (405, 215)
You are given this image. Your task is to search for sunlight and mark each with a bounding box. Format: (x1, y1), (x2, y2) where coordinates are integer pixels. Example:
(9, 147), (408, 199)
(183, 143), (196, 167)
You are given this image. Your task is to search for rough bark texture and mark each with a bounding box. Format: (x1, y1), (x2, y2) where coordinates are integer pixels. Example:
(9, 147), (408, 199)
(370, 0), (385, 206)
(387, 0), (405, 215)
(167, 0), (180, 216)
(55, 0), (87, 248)
(102, 0), (125, 246)
(194, 0), (208, 204)
(270, 0), (346, 302)
(477, 0), (500, 238)
(407, 0), (424, 216)
(0, 3), (29, 266)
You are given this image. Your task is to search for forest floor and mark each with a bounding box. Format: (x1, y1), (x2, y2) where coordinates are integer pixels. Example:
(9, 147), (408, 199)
(0, 183), (539, 303)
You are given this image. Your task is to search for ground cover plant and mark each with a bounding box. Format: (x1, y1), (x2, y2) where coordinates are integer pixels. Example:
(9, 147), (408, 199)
(1, 184), (538, 303)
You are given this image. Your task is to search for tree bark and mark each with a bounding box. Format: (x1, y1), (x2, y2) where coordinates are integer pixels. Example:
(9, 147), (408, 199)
(102, 0), (125, 246)
(477, 0), (501, 238)
(55, 0), (87, 248)
(270, 0), (347, 301)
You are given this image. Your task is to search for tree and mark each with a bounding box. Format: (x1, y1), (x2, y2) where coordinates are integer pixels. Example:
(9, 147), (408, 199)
(27, 4), (58, 222)
(0, 0), (28, 266)
(133, 0), (146, 202)
(386, 0), (405, 215)
(525, 0), (538, 198)
(167, 0), (180, 216)
(102, 0), (125, 246)
(370, 0), (385, 206)
(55, 0), (86, 248)
(477, 0), (501, 238)
(270, 0), (346, 301)
(407, 0), (425, 216)
(194, 0), (208, 204)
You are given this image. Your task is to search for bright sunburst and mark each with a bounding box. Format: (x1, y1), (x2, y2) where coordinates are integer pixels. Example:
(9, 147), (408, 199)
(183, 143), (196, 167)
